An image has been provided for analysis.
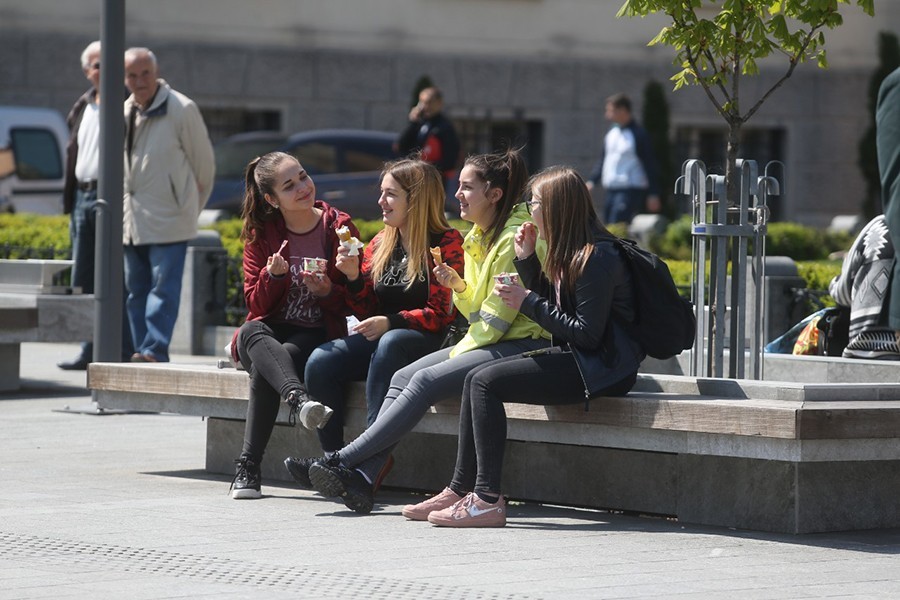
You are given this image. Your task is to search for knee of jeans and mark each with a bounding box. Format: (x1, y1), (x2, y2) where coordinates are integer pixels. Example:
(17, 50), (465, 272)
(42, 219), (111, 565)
(304, 346), (341, 384)
(237, 320), (266, 349)
(372, 329), (411, 359)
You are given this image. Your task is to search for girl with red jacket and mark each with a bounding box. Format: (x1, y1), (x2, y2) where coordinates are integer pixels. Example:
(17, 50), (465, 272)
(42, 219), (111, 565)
(231, 151), (359, 500)
(284, 158), (464, 489)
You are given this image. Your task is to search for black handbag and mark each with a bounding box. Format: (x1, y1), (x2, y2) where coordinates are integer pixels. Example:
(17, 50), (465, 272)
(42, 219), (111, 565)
(439, 312), (469, 349)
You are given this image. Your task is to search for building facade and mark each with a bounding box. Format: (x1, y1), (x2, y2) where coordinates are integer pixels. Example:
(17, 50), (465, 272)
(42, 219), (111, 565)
(0, 0), (894, 226)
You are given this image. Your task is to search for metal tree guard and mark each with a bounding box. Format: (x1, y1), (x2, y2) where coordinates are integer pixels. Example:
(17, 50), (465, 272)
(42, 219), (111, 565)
(677, 159), (780, 380)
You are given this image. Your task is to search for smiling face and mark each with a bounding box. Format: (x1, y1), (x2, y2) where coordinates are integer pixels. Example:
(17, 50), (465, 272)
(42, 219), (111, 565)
(456, 164), (501, 230)
(378, 173), (409, 231)
(265, 157), (316, 213)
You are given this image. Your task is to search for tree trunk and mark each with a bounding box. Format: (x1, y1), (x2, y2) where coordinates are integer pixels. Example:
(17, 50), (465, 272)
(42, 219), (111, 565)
(725, 119), (742, 207)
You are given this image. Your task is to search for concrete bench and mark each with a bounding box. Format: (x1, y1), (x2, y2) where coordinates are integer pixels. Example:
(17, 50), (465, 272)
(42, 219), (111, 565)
(87, 360), (900, 534)
(0, 292), (93, 391)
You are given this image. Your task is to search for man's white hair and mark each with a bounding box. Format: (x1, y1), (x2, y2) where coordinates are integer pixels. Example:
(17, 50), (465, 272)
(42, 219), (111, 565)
(124, 47), (158, 67)
(80, 40), (101, 70)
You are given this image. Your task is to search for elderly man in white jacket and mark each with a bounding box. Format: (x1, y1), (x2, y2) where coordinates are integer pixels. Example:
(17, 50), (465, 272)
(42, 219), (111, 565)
(123, 47), (215, 362)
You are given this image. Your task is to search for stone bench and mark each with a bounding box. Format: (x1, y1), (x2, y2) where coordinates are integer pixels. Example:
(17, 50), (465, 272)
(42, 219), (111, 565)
(0, 292), (93, 391)
(87, 360), (900, 534)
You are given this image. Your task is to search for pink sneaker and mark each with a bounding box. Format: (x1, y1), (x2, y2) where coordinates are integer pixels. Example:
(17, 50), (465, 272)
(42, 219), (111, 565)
(427, 492), (506, 528)
(401, 487), (464, 521)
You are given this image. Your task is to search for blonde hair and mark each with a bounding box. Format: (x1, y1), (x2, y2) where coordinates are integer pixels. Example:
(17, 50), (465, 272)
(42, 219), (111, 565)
(369, 159), (450, 287)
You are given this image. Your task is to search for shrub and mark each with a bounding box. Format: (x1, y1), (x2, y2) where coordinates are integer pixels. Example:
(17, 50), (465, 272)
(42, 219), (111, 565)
(0, 213), (70, 258)
(651, 215), (693, 260)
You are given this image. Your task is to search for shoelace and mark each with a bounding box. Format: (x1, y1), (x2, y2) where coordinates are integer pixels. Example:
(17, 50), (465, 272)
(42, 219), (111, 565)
(286, 394), (300, 427)
(285, 387), (310, 427)
(451, 493), (476, 517)
(228, 458), (249, 494)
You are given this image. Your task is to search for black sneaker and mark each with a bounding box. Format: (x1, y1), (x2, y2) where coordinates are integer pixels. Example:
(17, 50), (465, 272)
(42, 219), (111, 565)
(284, 456), (319, 489)
(308, 458), (374, 514)
(230, 456), (261, 499)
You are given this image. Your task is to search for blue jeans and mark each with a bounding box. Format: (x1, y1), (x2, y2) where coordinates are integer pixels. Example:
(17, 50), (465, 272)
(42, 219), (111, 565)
(603, 188), (647, 225)
(69, 189), (133, 361)
(124, 241), (188, 362)
(305, 328), (443, 452)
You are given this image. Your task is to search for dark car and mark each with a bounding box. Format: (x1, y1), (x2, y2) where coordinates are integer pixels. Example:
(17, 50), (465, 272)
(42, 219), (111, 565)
(205, 129), (399, 220)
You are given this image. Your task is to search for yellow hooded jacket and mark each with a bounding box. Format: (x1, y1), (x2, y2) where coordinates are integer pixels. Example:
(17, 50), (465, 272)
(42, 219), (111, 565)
(450, 203), (550, 357)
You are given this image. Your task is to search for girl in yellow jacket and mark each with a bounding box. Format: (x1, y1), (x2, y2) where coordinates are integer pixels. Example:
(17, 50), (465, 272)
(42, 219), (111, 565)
(302, 148), (551, 513)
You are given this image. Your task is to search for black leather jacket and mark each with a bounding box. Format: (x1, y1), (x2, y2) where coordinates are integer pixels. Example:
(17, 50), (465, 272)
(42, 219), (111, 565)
(515, 233), (645, 398)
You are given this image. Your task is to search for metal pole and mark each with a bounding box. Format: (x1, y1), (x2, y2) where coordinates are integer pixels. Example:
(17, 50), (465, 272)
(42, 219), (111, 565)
(93, 0), (125, 363)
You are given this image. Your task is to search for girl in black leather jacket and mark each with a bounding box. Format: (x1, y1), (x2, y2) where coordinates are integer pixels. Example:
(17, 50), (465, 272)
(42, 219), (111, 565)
(401, 165), (645, 528)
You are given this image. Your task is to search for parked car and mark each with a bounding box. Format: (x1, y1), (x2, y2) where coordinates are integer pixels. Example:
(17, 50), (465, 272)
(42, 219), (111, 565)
(204, 128), (401, 221)
(0, 106), (68, 214)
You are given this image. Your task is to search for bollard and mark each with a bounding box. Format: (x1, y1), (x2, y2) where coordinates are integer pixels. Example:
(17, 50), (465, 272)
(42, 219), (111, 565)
(169, 230), (228, 355)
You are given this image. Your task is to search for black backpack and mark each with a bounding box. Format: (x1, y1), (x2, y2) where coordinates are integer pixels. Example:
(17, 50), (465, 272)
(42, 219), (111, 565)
(609, 237), (696, 359)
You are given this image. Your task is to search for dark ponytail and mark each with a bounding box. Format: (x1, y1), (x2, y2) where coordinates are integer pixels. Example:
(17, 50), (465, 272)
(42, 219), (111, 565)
(463, 148), (528, 249)
(240, 151), (292, 243)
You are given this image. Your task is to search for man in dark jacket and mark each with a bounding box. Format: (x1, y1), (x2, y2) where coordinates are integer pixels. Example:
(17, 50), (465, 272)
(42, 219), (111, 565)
(396, 87), (460, 190)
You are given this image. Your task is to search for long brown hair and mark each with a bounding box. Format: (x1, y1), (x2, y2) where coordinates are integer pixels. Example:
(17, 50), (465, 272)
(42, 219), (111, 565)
(239, 151), (295, 243)
(463, 148), (528, 249)
(369, 158), (450, 287)
(529, 166), (612, 292)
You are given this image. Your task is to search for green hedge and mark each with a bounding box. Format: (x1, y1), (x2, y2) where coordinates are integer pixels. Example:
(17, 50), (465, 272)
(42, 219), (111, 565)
(0, 214), (71, 258)
(647, 215), (854, 262)
(0, 213), (847, 307)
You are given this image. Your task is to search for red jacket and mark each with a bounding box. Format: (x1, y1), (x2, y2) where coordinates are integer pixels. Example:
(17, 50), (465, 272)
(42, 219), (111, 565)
(345, 228), (464, 332)
(230, 201), (359, 361)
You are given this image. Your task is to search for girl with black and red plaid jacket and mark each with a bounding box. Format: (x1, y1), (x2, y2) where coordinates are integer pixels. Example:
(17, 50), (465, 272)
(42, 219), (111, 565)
(284, 159), (464, 486)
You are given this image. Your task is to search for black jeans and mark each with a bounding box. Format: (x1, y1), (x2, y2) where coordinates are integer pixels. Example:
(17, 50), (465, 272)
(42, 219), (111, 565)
(450, 349), (636, 494)
(236, 320), (326, 462)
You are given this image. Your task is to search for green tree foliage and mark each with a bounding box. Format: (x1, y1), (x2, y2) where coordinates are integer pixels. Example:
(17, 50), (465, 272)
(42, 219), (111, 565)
(642, 80), (674, 217)
(618, 0), (874, 207)
(858, 32), (900, 219)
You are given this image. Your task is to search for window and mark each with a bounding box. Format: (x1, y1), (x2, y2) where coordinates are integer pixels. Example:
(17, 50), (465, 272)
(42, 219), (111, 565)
(673, 126), (785, 178)
(673, 125), (786, 217)
(453, 116), (544, 172)
(9, 128), (63, 180)
(290, 142), (337, 175)
(201, 107), (282, 143)
(342, 138), (396, 173)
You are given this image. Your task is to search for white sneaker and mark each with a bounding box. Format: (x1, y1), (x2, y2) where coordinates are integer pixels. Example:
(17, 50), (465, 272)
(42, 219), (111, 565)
(298, 400), (334, 430)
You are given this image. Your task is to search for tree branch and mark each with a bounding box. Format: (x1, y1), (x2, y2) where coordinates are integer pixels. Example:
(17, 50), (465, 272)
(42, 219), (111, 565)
(742, 17), (830, 123)
(685, 45), (730, 122)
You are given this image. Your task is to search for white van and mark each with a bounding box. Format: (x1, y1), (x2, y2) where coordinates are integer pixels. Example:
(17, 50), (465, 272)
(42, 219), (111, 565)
(0, 106), (68, 214)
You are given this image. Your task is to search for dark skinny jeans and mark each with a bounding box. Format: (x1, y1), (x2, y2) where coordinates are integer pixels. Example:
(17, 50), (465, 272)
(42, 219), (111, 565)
(450, 349), (637, 494)
(305, 328), (444, 452)
(236, 319), (326, 462)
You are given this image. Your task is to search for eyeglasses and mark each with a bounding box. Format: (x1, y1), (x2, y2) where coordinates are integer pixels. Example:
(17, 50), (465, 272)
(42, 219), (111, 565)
(525, 199), (542, 214)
